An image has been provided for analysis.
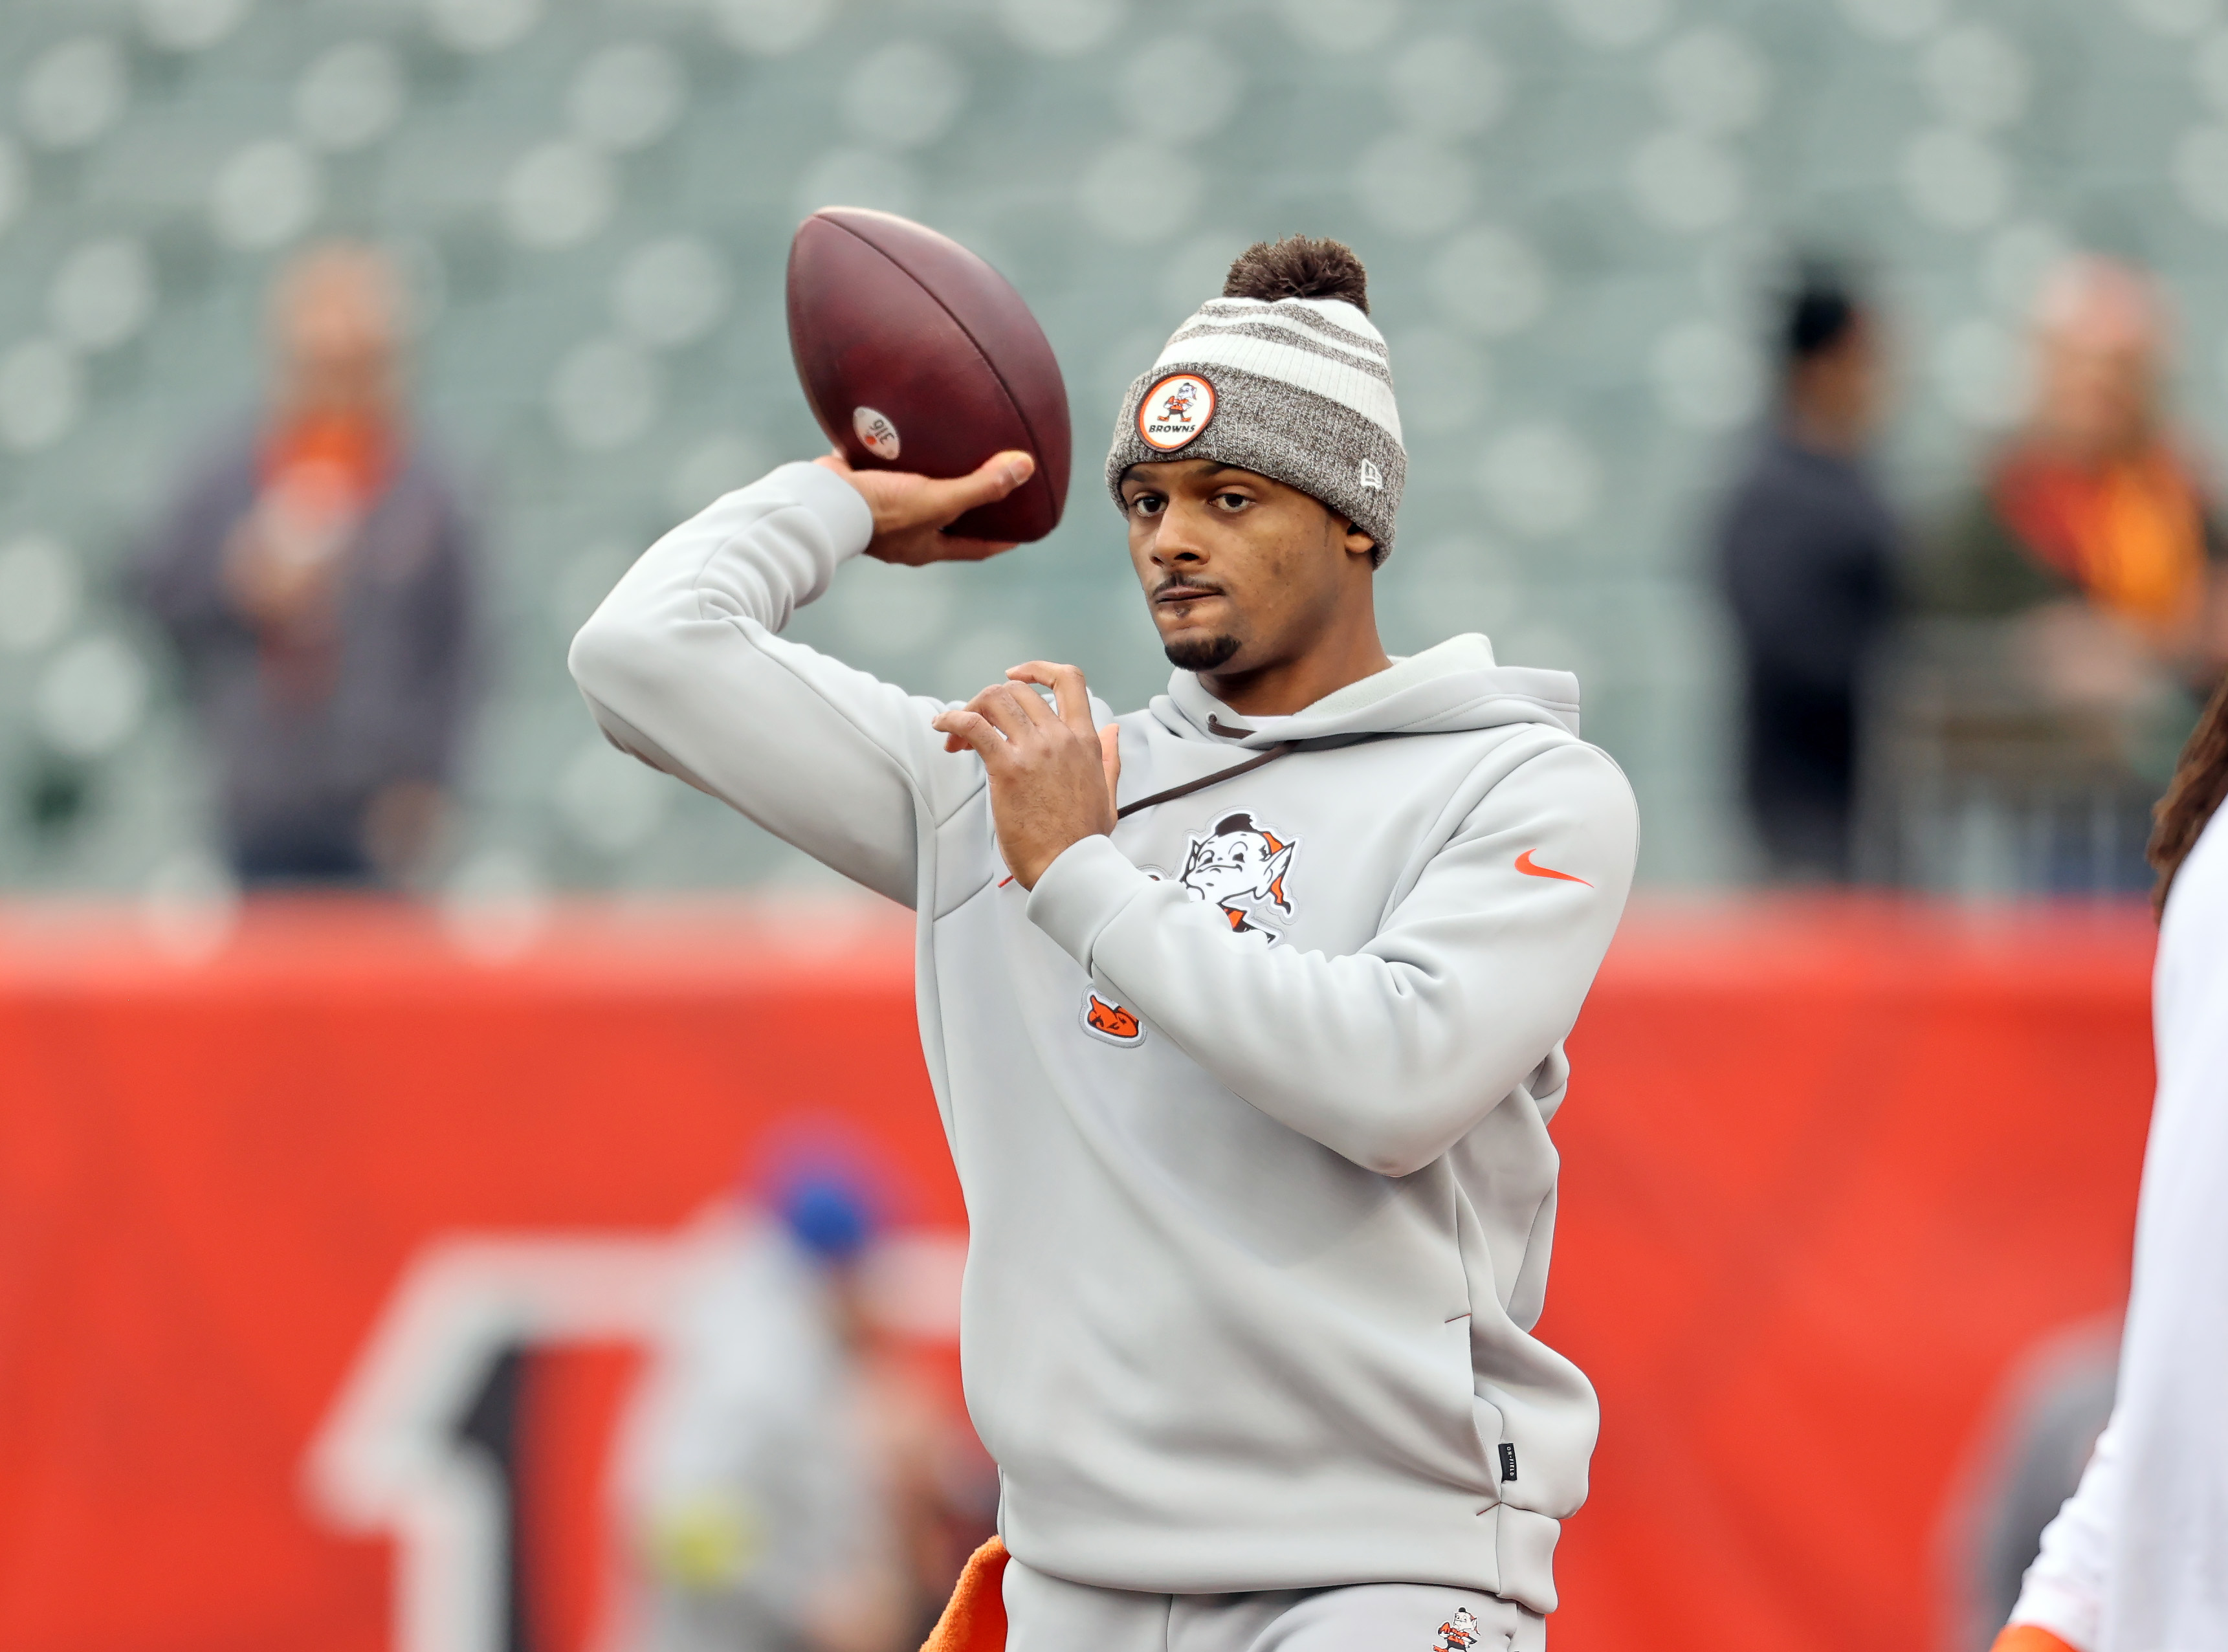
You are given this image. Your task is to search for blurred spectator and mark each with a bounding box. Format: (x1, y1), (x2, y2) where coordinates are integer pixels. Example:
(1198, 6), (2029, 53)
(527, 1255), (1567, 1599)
(608, 1167), (993, 1652)
(1930, 259), (2227, 694)
(1715, 264), (1899, 880)
(1909, 258), (2228, 889)
(134, 243), (478, 887)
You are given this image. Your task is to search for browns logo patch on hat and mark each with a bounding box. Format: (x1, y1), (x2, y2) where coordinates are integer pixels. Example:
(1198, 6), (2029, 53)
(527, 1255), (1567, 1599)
(1104, 238), (1407, 556)
(1138, 372), (1214, 451)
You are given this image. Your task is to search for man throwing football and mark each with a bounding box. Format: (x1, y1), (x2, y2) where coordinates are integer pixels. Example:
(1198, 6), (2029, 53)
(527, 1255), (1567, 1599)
(572, 236), (1637, 1652)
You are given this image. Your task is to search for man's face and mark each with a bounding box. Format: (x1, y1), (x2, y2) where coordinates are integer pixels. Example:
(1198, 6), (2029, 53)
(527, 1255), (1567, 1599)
(1790, 313), (1888, 448)
(2035, 329), (2157, 461)
(1119, 459), (1375, 676)
(273, 254), (401, 421)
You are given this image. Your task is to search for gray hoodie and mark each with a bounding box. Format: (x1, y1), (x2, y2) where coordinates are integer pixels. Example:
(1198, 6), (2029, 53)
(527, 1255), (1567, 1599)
(570, 461), (1638, 1616)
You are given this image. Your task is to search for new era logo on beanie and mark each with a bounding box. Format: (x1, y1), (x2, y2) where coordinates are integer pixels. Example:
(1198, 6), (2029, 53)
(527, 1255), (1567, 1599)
(1105, 236), (1406, 559)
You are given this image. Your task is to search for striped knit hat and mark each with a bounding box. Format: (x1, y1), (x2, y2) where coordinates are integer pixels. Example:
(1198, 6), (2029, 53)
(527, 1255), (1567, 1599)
(1105, 238), (1405, 556)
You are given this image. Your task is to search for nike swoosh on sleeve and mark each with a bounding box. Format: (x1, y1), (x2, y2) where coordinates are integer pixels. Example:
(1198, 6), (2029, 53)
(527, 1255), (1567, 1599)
(1515, 849), (1591, 887)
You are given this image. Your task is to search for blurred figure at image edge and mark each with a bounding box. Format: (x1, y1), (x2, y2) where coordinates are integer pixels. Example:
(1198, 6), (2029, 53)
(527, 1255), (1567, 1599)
(1985, 675), (2228, 1652)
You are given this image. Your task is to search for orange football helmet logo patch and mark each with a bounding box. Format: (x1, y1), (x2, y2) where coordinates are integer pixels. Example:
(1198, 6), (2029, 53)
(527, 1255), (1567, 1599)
(1081, 992), (1143, 1046)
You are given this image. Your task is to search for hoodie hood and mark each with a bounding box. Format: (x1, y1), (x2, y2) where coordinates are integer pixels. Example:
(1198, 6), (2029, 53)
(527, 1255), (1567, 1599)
(1151, 633), (1582, 749)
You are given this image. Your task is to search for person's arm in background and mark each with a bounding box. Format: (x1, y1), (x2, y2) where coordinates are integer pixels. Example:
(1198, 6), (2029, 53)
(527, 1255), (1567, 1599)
(1710, 457), (1805, 683)
(130, 447), (259, 668)
(1912, 487), (2066, 621)
(568, 453), (1032, 907)
(363, 466), (482, 879)
(413, 469), (481, 787)
(1987, 1413), (2121, 1652)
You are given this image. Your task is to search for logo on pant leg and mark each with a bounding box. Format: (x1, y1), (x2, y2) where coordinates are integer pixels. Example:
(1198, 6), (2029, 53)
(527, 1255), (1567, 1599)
(1433, 1607), (1481, 1651)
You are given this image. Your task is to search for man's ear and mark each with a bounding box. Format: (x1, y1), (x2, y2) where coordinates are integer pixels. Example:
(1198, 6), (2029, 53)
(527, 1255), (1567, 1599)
(1343, 522), (1377, 559)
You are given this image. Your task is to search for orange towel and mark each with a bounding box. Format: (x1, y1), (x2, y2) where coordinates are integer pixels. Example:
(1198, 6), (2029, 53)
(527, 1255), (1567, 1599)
(1989, 1625), (2079, 1652)
(921, 1536), (1009, 1652)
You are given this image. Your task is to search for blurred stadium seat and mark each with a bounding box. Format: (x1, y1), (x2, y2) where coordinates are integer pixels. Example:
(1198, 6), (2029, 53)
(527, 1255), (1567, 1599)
(1, 0), (2226, 896)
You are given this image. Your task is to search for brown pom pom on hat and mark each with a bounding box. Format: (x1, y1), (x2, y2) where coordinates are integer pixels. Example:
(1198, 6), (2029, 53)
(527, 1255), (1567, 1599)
(1223, 236), (1371, 311)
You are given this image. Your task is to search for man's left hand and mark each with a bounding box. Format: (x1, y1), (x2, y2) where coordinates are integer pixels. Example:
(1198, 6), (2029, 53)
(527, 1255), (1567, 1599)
(932, 661), (1121, 889)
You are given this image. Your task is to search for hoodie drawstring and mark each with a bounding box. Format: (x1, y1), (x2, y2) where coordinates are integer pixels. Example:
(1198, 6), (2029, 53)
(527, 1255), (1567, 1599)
(1114, 742), (1297, 821)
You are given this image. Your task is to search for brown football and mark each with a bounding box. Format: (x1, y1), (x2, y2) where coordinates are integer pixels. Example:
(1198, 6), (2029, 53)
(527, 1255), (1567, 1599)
(787, 208), (1073, 544)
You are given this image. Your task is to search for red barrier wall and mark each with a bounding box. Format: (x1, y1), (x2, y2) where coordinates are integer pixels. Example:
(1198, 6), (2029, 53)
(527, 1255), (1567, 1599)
(0, 896), (2155, 1652)
(1546, 901), (2152, 1651)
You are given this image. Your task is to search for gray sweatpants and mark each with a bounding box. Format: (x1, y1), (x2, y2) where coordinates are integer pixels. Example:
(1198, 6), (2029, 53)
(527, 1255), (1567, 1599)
(1004, 1559), (1547, 1652)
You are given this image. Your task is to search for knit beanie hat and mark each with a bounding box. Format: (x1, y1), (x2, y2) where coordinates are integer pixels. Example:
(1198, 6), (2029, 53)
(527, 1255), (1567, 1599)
(1104, 237), (1406, 557)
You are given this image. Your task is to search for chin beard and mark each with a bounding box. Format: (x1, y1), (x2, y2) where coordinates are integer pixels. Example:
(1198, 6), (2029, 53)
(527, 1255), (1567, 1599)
(1164, 633), (1242, 672)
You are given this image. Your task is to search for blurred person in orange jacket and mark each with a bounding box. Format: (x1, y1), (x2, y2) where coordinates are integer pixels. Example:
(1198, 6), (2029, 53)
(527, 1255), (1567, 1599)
(1985, 681), (2228, 1651)
(1926, 256), (2228, 749)
(135, 242), (479, 886)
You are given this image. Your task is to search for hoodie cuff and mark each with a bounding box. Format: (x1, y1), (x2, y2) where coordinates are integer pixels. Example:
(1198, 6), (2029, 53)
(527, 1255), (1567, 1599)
(1025, 834), (1156, 971)
(767, 459), (875, 562)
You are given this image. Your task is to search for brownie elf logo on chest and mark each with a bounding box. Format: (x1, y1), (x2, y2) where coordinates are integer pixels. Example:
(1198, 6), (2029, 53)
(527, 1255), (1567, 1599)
(1178, 809), (1298, 945)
